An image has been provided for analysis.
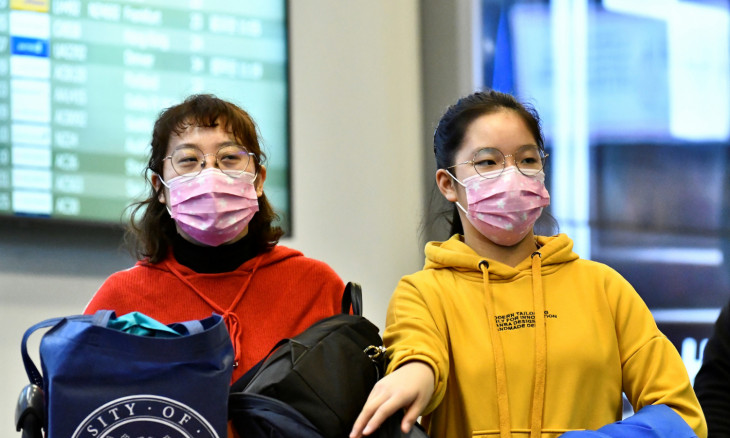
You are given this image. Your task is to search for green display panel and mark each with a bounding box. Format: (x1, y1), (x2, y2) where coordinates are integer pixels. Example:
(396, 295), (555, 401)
(0, 0), (290, 230)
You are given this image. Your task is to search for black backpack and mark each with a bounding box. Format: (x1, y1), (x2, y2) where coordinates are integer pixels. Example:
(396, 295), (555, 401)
(228, 282), (429, 438)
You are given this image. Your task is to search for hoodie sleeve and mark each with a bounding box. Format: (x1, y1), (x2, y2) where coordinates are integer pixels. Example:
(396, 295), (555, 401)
(383, 275), (450, 415)
(559, 404), (698, 438)
(604, 269), (706, 437)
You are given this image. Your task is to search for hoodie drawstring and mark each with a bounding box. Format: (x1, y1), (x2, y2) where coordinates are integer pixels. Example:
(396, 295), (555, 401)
(479, 252), (547, 438)
(530, 251), (547, 438)
(479, 260), (512, 438)
(165, 256), (263, 373)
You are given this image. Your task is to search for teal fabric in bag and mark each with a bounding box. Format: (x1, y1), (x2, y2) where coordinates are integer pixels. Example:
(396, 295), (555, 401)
(20, 310), (234, 438)
(106, 311), (185, 337)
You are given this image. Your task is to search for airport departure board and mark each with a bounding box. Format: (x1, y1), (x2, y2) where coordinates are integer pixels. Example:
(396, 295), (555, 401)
(0, 0), (290, 229)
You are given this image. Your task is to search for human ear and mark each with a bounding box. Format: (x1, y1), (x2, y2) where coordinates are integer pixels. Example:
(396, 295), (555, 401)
(254, 165), (267, 197)
(436, 169), (458, 203)
(151, 173), (166, 204)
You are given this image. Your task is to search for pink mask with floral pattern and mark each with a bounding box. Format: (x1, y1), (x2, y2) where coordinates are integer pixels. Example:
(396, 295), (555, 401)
(161, 168), (259, 246)
(450, 166), (550, 246)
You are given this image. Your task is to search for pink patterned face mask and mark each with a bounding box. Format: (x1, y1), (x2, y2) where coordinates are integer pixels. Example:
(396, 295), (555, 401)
(160, 168), (260, 246)
(450, 166), (550, 246)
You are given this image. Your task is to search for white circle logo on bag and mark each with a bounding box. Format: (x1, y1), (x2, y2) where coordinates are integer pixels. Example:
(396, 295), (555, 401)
(71, 395), (219, 438)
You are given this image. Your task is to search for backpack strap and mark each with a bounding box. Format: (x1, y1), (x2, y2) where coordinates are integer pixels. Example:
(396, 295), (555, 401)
(232, 282), (363, 393)
(230, 337), (288, 393)
(341, 282), (363, 316)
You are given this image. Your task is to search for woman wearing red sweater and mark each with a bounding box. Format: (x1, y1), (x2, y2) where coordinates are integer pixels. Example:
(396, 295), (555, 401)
(84, 94), (345, 385)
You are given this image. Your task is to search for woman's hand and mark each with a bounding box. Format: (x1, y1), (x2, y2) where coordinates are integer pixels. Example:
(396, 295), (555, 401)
(349, 361), (435, 437)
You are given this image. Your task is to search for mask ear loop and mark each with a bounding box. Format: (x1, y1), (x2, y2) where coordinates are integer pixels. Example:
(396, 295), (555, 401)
(248, 153), (260, 182)
(444, 169), (466, 188)
(444, 169), (469, 215)
(154, 172), (171, 189)
(150, 171), (174, 216)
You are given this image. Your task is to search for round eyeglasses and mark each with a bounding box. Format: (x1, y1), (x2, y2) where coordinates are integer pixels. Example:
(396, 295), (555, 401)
(163, 144), (255, 177)
(448, 145), (548, 179)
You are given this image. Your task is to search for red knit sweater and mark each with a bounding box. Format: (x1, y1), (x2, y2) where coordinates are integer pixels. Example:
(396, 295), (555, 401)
(84, 245), (345, 383)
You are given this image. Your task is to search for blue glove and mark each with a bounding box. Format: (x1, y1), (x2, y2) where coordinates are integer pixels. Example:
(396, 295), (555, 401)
(560, 404), (697, 438)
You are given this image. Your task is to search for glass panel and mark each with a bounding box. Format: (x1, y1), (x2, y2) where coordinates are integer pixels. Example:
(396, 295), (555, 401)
(482, 0), (730, 383)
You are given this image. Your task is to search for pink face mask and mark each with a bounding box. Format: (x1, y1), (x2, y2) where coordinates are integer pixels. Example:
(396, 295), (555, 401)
(160, 168), (260, 247)
(450, 166), (550, 246)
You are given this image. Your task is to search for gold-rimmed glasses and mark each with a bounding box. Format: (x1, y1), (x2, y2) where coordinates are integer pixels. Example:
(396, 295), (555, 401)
(448, 145), (547, 179)
(163, 144), (254, 177)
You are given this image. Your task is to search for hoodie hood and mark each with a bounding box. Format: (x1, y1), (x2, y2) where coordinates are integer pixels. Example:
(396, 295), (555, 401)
(247, 244), (304, 268)
(158, 244), (303, 369)
(424, 233), (579, 278)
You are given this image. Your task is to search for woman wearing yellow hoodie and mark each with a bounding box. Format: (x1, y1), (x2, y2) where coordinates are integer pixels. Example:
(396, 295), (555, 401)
(350, 90), (706, 438)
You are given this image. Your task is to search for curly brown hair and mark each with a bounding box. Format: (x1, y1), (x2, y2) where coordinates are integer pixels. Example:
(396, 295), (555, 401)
(125, 94), (283, 262)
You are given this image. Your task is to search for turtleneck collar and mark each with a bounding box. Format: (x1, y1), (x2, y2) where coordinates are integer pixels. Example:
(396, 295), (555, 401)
(171, 232), (258, 273)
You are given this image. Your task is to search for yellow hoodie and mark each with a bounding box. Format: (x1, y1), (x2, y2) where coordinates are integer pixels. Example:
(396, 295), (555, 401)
(384, 234), (706, 438)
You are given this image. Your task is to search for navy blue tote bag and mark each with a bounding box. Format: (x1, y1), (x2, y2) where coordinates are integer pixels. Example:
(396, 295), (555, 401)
(18, 310), (234, 438)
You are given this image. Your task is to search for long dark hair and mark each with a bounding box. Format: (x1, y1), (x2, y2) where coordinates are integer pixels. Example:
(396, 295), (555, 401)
(125, 94), (283, 262)
(431, 89), (558, 237)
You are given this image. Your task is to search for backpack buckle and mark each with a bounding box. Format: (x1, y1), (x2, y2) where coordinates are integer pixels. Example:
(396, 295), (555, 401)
(364, 345), (386, 361)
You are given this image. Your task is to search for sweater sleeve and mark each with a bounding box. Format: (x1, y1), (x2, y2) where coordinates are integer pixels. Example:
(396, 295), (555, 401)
(606, 271), (707, 437)
(382, 275), (449, 415)
(308, 259), (345, 316)
(693, 300), (730, 436)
